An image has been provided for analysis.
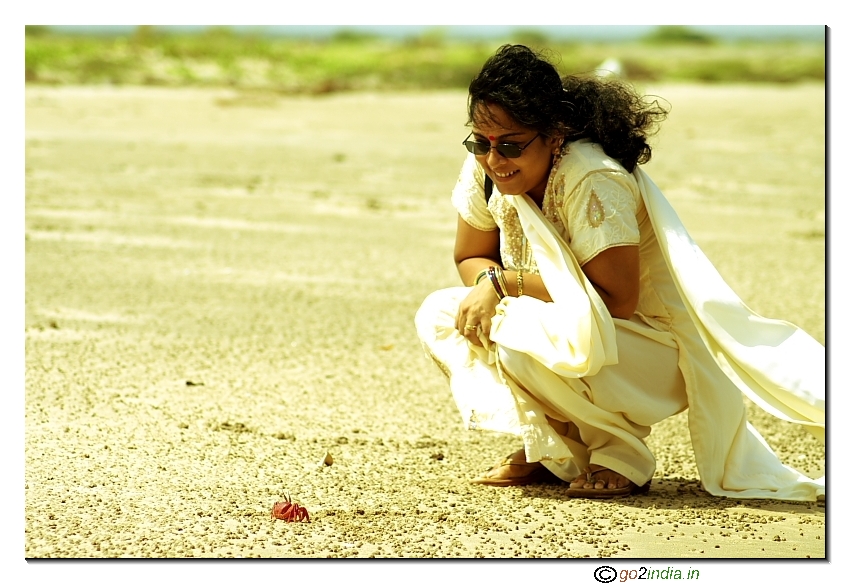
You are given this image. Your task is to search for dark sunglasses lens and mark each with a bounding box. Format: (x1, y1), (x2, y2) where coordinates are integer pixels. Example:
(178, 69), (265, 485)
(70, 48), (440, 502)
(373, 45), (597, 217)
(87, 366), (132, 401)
(463, 140), (523, 158)
(464, 140), (490, 155)
(496, 145), (521, 158)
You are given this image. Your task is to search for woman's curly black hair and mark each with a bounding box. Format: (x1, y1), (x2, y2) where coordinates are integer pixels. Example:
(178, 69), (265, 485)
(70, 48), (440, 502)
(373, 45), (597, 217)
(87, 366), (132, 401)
(468, 44), (668, 172)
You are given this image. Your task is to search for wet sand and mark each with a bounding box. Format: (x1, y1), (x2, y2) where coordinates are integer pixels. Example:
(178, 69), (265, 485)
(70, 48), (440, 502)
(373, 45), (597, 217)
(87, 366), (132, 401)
(24, 83), (824, 562)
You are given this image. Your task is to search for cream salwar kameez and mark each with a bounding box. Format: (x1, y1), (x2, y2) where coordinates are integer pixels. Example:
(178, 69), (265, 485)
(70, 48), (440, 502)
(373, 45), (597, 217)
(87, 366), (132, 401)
(415, 140), (824, 501)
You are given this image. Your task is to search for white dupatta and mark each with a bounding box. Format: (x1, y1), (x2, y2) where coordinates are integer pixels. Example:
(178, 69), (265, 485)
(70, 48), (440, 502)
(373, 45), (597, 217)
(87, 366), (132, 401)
(491, 178), (824, 500)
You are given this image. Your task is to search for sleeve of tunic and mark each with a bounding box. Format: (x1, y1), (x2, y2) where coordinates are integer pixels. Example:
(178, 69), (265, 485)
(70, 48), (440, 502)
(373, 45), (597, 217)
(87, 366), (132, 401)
(451, 153), (498, 231)
(563, 170), (641, 265)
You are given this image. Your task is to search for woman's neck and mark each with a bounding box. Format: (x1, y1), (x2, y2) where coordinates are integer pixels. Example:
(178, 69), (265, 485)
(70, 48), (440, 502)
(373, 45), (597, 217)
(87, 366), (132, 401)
(526, 155), (559, 208)
(526, 190), (545, 209)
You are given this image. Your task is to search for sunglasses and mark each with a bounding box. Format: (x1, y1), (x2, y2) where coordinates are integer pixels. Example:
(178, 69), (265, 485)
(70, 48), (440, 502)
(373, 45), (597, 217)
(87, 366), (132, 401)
(462, 133), (540, 158)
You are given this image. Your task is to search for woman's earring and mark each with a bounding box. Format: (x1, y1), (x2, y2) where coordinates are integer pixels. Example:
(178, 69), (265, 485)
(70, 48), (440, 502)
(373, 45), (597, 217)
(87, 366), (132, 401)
(552, 141), (562, 156)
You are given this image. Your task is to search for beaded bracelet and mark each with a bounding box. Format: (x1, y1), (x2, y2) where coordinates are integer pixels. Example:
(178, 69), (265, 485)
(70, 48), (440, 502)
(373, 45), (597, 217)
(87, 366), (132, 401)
(474, 269), (489, 286)
(487, 266), (506, 299)
(517, 269), (524, 297)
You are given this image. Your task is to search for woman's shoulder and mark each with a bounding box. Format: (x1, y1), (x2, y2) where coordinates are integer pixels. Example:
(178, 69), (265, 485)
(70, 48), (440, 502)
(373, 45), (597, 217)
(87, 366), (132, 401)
(451, 153), (498, 231)
(552, 139), (637, 196)
(559, 139), (630, 178)
(551, 139), (638, 204)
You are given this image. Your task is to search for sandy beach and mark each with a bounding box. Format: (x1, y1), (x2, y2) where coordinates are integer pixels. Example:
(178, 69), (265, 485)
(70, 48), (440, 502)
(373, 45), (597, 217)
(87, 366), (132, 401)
(24, 83), (824, 561)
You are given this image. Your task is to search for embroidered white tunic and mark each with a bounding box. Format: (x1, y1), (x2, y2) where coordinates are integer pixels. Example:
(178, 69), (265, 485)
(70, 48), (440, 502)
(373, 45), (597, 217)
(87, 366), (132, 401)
(416, 139), (824, 501)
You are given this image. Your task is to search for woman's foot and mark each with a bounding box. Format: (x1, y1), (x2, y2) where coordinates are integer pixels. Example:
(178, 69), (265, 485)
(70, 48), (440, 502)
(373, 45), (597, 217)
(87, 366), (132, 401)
(469, 449), (556, 486)
(569, 464), (631, 490)
(566, 464), (650, 498)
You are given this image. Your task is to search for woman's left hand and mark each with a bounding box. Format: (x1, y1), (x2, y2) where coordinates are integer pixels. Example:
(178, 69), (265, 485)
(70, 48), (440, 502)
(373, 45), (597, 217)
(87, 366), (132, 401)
(455, 281), (501, 347)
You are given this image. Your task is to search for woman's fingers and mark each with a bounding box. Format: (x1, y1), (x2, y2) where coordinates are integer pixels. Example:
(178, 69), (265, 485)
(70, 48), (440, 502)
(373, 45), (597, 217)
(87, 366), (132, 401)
(461, 320), (480, 344)
(460, 313), (483, 346)
(454, 302), (468, 332)
(479, 316), (491, 339)
(462, 315), (492, 348)
(456, 283), (499, 346)
(458, 319), (482, 346)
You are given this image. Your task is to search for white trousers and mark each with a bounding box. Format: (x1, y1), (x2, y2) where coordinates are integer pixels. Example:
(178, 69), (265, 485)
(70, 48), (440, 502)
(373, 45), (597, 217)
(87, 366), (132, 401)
(415, 287), (689, 486)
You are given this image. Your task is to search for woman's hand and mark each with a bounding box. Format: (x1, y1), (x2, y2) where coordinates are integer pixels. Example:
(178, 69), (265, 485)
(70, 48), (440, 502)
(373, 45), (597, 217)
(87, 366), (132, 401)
(455, 280), (501, 347)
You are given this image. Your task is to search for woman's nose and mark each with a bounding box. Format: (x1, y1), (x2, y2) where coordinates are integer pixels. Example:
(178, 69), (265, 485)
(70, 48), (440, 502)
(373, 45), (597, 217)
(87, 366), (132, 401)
(486, 145), (505, 167)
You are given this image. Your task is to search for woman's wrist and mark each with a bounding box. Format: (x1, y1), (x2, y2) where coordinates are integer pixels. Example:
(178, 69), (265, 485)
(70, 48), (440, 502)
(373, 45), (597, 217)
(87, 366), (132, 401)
(458, 259), (502, 287)
(493, 269), (525, 299)
(487, 266), (507, 299)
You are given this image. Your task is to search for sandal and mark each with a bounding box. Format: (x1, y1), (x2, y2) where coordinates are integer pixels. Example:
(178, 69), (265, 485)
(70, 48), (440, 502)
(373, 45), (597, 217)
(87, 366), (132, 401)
(469, 451), (559, 487)
(566, 466), (651, 499)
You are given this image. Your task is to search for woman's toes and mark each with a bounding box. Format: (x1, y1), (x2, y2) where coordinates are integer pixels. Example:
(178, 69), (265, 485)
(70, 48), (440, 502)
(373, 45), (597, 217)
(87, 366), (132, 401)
(606, 474), (630, 489)
(580, 468), (632, 490)
(571, 467), (633, 490)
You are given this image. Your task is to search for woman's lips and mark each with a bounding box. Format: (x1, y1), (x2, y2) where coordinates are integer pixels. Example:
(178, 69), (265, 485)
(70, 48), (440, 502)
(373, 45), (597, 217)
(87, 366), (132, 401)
(492, 169), (518, 182)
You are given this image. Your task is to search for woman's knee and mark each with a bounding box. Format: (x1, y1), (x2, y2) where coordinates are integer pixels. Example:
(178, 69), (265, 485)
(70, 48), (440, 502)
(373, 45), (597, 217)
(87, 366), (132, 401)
(414, 287), (465, 343)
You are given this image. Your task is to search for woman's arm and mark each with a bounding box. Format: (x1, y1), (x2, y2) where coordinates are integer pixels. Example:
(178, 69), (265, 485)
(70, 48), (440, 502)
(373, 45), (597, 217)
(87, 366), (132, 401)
(456, 211), (638, 322)
(452, 216), (501, 346)
(454, 215), (553, 301)
(453, 215), (501, 285)
(580, 245), (640, 320)
(454, 215), (556, 346)
(560, 166), (642, 320)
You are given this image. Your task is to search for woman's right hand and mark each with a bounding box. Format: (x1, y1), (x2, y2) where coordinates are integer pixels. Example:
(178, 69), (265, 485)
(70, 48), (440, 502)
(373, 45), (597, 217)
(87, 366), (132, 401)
(455, 279), (501, 347)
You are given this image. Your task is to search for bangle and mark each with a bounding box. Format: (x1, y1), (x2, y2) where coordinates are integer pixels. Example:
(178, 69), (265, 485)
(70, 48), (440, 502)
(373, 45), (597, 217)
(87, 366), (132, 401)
(517, 269), (524, 297)
(496, 268), (509, 298)
(487, 266), (506, 299)
(473, 269), (489, 286)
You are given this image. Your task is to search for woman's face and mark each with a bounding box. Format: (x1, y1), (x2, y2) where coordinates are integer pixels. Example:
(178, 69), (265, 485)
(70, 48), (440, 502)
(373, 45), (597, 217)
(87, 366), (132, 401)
(470, 103), (561, 199)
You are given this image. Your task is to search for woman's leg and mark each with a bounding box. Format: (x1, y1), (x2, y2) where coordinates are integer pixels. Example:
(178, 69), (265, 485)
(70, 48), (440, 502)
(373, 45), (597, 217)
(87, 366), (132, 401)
(415, 287), (526, 435)
(497, 321), (687, 489)
(416, 288), (688, 490)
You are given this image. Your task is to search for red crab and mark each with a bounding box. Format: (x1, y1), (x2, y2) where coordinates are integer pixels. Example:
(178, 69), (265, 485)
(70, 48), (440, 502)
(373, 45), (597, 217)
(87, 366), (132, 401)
(272, 493), (310, 522)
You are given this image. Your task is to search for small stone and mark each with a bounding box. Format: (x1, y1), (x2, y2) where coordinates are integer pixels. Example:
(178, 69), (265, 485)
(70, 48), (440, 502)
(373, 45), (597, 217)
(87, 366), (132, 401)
(320, 452), (333, 466)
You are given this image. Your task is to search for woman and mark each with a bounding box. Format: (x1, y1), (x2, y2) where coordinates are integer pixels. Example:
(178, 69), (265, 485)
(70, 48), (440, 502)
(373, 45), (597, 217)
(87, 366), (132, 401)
(414, 45), (824, 500)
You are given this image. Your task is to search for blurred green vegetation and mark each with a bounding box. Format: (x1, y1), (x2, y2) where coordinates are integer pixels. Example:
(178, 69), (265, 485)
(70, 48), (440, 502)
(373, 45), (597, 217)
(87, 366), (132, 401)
(642, 25), (716, 45)
(25, 26), (825, 93)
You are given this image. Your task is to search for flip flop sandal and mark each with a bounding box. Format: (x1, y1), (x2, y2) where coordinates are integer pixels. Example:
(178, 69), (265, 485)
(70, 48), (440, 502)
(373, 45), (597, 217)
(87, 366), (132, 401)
(469, 457), (560, 487)
(566, 467), (651, 499)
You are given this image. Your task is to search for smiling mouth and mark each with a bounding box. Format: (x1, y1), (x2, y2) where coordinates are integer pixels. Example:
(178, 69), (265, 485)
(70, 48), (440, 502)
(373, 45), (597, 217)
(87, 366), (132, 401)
(493, 169), (518, 179)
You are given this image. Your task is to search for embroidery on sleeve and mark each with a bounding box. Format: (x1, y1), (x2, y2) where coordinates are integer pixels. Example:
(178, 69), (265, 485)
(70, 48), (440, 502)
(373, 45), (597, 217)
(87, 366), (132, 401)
(586, 190), (606, 228)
